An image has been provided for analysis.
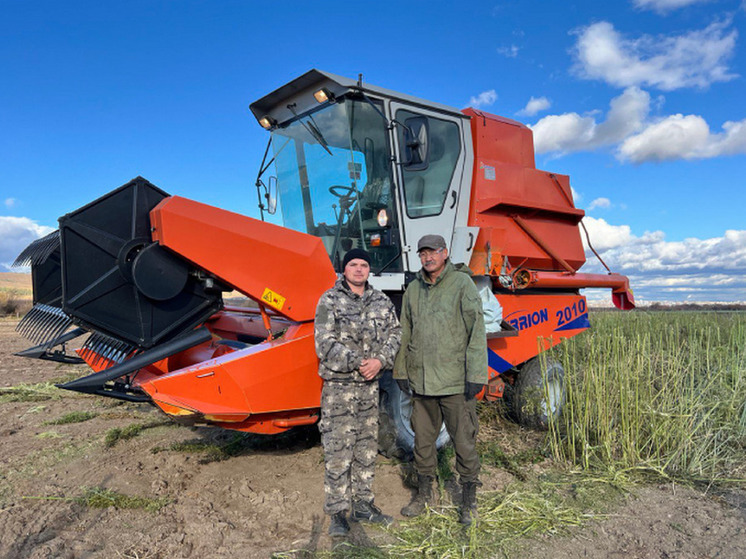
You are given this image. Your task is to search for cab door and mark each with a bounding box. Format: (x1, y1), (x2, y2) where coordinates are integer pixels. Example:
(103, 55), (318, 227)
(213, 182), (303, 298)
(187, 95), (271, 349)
(390, 102), (474, 272)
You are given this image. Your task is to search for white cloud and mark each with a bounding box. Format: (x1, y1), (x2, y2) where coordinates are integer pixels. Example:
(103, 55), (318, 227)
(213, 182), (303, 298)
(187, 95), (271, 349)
(531, 85), (746, 162)
(531, 112), (596, 153)
(4, 198), (16, 208)
(0, 216), (56, 272)
(581, 217), (746, 302)
(497, 45), (519, 58)
(517, 96), (551, 117)
(618, 115), (746, 162)
(572, 20), (738, 90)
(633, 0), (711, 13)
(469, 89), (498, 108)
(531, 87), (650, 154)
(588, 197), (612, 210)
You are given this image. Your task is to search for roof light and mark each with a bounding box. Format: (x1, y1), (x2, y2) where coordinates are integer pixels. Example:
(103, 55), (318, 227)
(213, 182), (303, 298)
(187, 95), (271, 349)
(259, 116), (277, 130)
(313, 88), (335, 104)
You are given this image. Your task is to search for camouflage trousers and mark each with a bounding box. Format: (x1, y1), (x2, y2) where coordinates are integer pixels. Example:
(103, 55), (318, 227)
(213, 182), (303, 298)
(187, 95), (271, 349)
(319, 379), (379, 514)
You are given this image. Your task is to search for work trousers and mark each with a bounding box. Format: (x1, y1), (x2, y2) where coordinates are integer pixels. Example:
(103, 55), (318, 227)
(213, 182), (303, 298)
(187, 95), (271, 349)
(319, 380), (379, 514)
(411, 393), (480, 483)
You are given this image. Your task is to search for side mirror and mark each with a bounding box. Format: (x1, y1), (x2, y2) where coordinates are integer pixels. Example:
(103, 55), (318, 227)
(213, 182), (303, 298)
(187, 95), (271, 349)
(266, 176), (278, 215)
(402, 116), (429, 171)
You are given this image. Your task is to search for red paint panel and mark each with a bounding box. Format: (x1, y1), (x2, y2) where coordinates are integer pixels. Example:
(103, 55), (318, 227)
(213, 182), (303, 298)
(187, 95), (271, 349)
(150, 196), (336, 322)
(463, 108), (587, 274)
(138, 323), (322, 419)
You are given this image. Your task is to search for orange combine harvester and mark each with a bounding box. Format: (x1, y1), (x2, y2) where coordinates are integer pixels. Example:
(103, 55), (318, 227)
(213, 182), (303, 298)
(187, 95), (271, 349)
(14, 70), (633, 451)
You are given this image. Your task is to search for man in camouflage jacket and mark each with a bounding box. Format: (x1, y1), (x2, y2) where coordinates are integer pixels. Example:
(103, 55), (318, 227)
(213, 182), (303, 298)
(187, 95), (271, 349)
(314, 248), (401, 536)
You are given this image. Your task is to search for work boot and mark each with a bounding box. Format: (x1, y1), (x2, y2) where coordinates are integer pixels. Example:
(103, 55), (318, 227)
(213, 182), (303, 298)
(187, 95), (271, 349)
(459, 481), (479, 526)
(328, 511), (350, 536)
(351, 499), (393, 525)
(401, 474), (434, 517)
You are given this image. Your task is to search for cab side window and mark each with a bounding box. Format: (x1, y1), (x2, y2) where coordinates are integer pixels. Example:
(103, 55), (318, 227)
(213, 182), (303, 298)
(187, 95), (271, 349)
(396, 110), (461, 218)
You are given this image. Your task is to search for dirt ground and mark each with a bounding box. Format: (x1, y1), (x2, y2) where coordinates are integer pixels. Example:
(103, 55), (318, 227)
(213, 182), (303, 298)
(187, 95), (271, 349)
(1, 317), (745, 559)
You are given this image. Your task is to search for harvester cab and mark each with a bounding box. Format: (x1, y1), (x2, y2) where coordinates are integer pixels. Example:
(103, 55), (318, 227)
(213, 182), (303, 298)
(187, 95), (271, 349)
(12, 69), (634, 451)
(250, 70), (476, 285)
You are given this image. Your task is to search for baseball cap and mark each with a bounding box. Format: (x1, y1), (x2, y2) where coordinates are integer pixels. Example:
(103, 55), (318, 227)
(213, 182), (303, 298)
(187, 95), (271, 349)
(417, 234), (447, 252)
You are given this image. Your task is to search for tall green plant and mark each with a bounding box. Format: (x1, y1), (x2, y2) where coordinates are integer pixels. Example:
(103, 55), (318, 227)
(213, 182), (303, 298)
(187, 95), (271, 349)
(549, 312), (746, 483)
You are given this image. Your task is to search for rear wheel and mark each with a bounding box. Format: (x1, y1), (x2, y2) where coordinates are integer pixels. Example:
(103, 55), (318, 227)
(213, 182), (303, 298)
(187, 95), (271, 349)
(507, 356), (566, 430)
(378, 371), (450, 456)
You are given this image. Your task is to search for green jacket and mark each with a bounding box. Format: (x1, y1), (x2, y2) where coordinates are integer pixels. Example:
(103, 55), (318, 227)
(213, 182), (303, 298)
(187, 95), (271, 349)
(393, 261), (488, 396)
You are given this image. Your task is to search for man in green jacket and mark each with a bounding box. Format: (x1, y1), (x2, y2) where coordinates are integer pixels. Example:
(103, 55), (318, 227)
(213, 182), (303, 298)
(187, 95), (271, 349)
(393, 234), (488, 525)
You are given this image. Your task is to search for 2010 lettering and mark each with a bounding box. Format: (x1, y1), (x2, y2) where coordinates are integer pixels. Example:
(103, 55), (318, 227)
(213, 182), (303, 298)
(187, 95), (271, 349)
(556, 299), (586, 326)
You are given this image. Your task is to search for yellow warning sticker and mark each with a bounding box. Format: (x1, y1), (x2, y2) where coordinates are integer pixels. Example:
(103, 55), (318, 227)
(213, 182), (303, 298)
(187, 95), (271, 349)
(261, 288), (286, 311)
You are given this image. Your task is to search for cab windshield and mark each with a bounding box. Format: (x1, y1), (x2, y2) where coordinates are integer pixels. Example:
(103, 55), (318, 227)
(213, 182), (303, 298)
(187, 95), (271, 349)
(270, 97), (401, 272)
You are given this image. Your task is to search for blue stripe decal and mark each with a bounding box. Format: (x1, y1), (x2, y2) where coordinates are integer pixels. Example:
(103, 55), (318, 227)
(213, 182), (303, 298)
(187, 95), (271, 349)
(488, 348), (514, 373)
(555, 312), (591, 332)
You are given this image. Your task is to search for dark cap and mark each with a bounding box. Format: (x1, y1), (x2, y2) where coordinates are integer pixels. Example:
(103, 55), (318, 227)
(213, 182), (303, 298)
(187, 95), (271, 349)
(417, 234), (447, 252)
(342, 248), (371, 269)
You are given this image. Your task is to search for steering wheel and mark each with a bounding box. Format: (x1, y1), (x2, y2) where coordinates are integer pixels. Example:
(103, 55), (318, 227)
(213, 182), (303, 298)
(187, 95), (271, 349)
(328, 185), (357, 199)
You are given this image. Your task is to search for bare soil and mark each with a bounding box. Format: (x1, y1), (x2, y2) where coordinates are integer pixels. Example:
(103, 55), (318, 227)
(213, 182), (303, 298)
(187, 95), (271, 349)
(1, 317), (744, 558)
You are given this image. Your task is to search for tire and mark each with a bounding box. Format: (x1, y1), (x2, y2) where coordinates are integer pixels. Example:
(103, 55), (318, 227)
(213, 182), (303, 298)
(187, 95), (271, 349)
(378, 370), (450, 457)
(510, 356), (565, 430)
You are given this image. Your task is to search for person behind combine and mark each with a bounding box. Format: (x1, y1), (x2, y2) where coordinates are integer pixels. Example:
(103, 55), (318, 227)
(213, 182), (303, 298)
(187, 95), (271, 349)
(393, 234), (488, 526)
(314, 248), (401, 536)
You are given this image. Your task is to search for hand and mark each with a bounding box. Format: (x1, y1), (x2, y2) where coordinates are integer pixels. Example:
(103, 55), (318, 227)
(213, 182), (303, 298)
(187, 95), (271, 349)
(465, 382), (485, 400)
(360, 358), (383, 380)
(396, 379), (410, 393)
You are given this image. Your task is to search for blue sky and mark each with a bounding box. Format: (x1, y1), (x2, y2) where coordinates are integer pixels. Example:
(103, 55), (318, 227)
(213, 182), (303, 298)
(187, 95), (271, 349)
(1, 0), (744, 303)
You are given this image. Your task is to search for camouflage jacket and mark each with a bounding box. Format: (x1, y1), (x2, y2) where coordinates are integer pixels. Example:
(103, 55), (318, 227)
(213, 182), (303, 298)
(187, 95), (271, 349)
(314, 279), (401, 382)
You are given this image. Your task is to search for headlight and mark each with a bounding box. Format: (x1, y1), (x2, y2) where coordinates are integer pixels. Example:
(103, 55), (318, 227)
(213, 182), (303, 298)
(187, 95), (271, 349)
(377, 209), (388, 227)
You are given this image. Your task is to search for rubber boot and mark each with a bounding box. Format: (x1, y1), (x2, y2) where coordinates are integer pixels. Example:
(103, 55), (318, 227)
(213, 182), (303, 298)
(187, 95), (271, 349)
(401, 475), (434, 517)
(328, 511), (350, 536)
(351, 499), (393, 525)
(459, 481), (479, 526)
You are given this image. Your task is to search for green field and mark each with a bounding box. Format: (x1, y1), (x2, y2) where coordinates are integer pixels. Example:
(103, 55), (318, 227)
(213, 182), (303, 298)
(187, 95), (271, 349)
(550, 311), (746, 483)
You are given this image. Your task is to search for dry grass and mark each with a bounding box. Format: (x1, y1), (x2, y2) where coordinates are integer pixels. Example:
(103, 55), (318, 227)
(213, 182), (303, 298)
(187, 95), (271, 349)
(0, 289), (32, 317)
(104, 420), (172, 447)
(0, 272), (33, 316)
(0, 381), (63, 402)
(79, 487), (170, 512)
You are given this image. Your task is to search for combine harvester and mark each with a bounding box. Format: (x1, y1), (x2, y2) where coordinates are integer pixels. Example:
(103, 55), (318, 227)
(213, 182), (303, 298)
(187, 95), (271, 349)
(14, 70), (633, 452)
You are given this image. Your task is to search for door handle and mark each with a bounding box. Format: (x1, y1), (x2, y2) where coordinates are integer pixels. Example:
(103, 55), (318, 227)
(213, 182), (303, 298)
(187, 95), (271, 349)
(467, 232), (474, 251)
(449, 191), (457, 209)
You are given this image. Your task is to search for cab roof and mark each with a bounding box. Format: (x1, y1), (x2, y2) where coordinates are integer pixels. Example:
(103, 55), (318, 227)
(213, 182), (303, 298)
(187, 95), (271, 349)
(249, 69), (468, 127)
